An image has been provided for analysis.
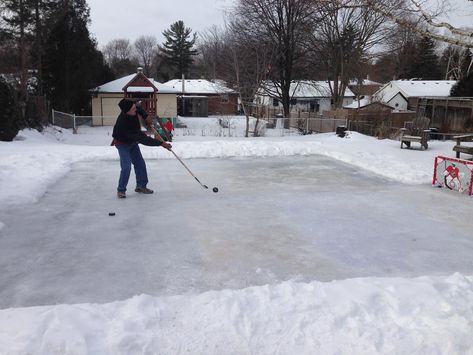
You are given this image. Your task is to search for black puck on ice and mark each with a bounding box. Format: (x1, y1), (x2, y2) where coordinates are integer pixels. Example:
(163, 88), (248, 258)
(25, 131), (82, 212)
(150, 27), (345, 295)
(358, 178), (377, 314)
(109, 212), (116, 216)
(213, 187), (219, 193)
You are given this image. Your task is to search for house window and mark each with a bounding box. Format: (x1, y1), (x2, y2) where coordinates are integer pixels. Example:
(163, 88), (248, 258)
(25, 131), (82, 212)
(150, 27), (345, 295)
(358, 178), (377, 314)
(273, 98), (279, 106)
(290, 98), (297, 106)
(221, 94), (229, 103)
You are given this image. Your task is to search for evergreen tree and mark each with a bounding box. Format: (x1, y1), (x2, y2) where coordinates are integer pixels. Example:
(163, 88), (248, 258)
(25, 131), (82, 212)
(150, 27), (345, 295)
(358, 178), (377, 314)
(398, 37), (442, 80)
(0, 79), (21, 141)
(42, 0), (113, 114)
(451, 73), (473, 97)
(1, 0), (35, 99)
(160, 20), (198, 78)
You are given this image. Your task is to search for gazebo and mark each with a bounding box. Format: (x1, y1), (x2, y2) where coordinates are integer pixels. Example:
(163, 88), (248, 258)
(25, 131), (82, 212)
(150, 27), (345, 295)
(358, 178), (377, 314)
(122, 67), (158, 116)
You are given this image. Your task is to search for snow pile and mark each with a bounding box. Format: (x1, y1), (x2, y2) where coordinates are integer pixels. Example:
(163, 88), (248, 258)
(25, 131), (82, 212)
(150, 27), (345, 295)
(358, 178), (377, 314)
(1, 274), (472, 354)
(0, 126), (455, 208)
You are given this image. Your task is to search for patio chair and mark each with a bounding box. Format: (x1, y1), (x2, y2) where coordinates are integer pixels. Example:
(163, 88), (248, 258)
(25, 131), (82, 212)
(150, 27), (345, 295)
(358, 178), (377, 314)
(400, 116), (431, 150)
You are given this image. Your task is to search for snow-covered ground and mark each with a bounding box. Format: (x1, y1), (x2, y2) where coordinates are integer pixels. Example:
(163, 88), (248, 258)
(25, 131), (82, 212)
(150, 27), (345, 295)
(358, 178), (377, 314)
(0, 121), (472, 354)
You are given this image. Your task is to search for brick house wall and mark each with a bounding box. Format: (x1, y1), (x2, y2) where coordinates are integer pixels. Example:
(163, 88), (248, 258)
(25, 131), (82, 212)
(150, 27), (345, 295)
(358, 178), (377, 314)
(208, 94), (239, 115)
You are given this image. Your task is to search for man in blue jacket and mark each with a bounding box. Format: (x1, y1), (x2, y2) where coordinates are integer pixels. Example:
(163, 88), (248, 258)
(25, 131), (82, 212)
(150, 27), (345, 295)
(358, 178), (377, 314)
(112, 98), (172, 198)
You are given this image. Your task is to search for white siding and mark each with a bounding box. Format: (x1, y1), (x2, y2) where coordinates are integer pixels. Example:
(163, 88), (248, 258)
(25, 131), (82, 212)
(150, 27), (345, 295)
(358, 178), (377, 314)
(92, 93), (177, 126)
(387, 93), (408, 111)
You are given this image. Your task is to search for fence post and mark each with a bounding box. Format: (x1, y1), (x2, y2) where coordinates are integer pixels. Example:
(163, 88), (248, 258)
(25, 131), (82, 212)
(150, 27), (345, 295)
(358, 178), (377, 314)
(52, 109), (55, 125)
(73, 114), (77, 134)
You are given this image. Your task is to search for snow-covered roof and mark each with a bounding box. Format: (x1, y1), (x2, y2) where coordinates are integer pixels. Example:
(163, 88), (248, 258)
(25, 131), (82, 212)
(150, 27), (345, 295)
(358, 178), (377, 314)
(259, 81), (355, 98)
(378, 80), (457, 101)
(348, 79), (382, 86)
(91, 74), (179, 94)
(164, 79), (236, 95)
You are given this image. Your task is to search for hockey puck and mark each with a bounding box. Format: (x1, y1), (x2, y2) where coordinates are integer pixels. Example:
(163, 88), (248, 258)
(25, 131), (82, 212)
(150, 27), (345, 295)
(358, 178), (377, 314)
(109, 212), (116, 216)
(213, 187), (219, 193)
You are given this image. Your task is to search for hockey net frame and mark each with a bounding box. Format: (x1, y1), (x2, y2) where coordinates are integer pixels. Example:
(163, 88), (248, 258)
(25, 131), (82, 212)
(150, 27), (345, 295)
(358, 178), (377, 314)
(432, 156), (473, 196)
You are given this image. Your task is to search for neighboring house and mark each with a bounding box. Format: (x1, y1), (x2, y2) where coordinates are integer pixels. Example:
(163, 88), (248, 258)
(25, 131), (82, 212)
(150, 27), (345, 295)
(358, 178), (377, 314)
(90, 68), (179, 126)
(343, 97), (375, 109)
(256, 81), (355, 114)
(373, 80), (457, 111)
(164, 79), (238, 116)
(348, 78), (383, 98)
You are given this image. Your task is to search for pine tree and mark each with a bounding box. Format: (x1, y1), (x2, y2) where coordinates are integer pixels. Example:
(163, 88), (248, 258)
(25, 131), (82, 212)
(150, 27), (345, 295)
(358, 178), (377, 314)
(398, 37), (442, 80)
(160, 20), (198, 78)
(42, 0), (113, 114)
(451, 73), (473, 97)
(1, 0), (35, 99)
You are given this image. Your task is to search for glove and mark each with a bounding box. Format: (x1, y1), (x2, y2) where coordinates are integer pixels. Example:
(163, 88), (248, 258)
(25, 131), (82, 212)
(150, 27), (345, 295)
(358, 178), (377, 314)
(161, 142), (172, 150)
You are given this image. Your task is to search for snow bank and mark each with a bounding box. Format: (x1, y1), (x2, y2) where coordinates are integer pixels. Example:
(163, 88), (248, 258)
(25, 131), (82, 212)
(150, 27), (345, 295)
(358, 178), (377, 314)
(1, 273), (472, 354)
(0, 126), (455, 208)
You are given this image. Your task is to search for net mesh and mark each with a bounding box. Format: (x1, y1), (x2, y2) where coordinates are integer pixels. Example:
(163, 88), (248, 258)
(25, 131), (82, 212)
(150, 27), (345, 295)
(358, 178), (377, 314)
(433, 156), (473, 196)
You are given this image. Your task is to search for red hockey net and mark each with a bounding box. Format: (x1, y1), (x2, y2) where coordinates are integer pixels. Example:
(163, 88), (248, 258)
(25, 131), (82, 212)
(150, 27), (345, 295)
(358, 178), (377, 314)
(432, 156), (473, 196)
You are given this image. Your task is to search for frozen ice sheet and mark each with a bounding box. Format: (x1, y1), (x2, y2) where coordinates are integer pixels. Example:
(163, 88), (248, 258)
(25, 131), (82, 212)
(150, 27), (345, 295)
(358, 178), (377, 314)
(0, 155), (472, 308)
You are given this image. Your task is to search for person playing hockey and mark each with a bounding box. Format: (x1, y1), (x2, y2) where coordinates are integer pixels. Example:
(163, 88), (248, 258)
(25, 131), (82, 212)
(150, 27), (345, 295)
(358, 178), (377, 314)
(112, 98), (171, 198)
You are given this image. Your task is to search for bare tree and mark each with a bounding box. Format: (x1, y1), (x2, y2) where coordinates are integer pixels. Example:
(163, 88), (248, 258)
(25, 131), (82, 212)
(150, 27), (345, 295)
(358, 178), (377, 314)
(309, 0), (387, 108)
(134, 35), (158, 77)
(357, 0), (473, 48)
(232, 0), (319, 117)
(103, 38), (138, 76)
(199, 25), (273, 137)
(103, 39), (132, 63)
(440, 45), (472, 79)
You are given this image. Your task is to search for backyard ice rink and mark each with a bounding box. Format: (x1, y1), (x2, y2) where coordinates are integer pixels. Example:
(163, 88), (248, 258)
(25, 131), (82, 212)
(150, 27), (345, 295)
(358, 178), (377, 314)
(1, 123), (473, 354)
(0, 154), (472, 309)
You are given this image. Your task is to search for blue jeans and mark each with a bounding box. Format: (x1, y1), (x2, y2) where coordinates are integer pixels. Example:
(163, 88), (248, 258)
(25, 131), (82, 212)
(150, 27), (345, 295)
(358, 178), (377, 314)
(116, 143), (148, 192)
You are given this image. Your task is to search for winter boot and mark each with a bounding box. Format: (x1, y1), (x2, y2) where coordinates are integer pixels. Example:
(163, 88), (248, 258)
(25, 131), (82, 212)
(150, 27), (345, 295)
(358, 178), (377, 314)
(117, 191), (126, 198)
(135, 186), (154, 194)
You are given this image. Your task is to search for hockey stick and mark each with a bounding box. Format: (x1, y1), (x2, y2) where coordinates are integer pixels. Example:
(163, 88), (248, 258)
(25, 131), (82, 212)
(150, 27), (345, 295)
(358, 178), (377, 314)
(146, 122), (213, 190)
(169, 149), (208, 189)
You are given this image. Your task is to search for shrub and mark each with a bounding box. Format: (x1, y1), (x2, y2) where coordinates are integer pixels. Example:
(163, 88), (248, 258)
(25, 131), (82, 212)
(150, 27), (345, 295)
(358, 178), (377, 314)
(0, 80), (21, 141)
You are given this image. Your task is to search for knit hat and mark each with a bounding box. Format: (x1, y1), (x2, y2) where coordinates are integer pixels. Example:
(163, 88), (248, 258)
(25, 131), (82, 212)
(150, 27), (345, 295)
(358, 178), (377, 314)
(118, 98), (134, 113)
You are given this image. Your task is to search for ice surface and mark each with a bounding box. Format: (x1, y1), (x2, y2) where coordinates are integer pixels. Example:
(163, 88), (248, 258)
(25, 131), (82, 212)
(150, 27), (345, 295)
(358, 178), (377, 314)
(0, 155), (472, 309)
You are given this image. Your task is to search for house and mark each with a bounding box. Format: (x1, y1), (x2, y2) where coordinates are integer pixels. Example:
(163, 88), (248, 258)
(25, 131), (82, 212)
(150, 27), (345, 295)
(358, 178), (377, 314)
(164, 79), (238, 116)
(256, 81), (355, 114)
(90, 68), (179, 126)
(348, 78), (383, 98)
(373, 80), (457, 111)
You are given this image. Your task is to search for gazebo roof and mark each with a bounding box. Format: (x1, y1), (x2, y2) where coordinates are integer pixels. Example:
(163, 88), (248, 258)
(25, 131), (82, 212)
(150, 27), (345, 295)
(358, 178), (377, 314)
(90, 70), (179, 94)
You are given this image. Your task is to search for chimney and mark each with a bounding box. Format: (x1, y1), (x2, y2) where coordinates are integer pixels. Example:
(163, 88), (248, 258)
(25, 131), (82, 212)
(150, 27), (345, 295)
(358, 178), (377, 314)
(137, 67), (143, 74)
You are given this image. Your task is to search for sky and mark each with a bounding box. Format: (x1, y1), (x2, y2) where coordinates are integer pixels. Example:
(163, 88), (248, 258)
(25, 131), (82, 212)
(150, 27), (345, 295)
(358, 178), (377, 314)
(87, 0), (235, 48)
(86, 0), (472, 49)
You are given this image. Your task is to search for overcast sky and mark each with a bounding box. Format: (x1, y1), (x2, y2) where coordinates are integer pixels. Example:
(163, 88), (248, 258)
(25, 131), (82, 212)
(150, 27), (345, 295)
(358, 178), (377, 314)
(87, 0), (472, 48)
(87, 0), (235, 48)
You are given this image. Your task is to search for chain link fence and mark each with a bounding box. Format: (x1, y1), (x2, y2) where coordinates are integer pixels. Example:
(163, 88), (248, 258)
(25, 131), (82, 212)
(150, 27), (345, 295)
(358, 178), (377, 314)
(51, 110), (347, 138)
(52, 110), (94, 133)
(174, 116), (347, 138)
